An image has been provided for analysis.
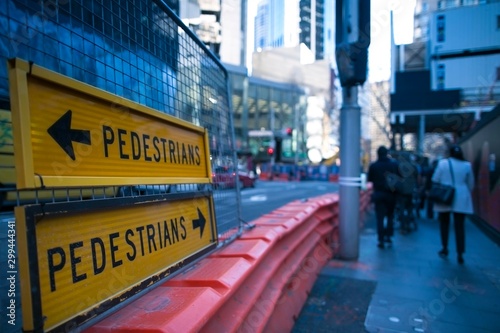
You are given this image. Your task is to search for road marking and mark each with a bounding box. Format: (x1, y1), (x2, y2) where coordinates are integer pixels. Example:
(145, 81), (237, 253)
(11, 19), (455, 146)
(249, 195), (267, 202)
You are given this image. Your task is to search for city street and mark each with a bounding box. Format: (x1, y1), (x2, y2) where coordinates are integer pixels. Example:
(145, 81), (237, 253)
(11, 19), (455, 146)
(239, 180), (339, 222)
(0, 180), (340, 332)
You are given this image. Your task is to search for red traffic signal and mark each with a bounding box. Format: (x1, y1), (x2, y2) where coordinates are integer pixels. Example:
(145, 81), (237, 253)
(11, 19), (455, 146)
(267, 147), (274, 155)
(285, 127), (293, 136)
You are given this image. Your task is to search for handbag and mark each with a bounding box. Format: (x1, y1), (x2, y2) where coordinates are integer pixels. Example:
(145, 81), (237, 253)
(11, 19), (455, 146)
(428, 159), (455, 205)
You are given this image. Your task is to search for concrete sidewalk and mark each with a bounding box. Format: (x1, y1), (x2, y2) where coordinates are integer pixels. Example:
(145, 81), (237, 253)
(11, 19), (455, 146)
(293, 209), (500, 333)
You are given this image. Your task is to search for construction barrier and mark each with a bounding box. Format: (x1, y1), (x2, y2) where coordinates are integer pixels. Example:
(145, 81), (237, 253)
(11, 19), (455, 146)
(84, 188), (372, 333)
(259, 172), (272, 180)
(276, 173), (291, 181)
(329, 174), (339, 182)
(257, 164), (340, 182)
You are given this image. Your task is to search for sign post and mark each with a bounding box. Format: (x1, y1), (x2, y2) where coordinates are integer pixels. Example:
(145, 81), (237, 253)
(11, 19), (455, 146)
(16, 194), (217, 332)
(335, 0), (370, 260)
(8, 58), (219, 332)
(8, 58), (212, 189)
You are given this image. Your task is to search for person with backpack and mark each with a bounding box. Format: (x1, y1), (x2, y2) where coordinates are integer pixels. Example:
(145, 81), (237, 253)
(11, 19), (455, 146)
(395, 152), (421, 233)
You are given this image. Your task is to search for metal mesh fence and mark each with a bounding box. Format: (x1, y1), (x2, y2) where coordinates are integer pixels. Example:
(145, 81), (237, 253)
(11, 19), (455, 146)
(0, 0), (241, 241)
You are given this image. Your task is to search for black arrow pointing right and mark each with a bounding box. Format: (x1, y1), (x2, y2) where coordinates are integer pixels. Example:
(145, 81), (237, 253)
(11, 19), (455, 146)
(192, 208), (206, 238)
(47, 110), (91, 160)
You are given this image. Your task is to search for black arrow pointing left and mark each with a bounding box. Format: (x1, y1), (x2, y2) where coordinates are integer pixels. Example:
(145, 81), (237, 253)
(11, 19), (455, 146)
(47, 110), (91, 161)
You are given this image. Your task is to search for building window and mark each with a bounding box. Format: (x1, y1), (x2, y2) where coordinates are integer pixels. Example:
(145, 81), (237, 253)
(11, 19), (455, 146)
(437, 64), (445, 90)
(437, 15), (445, 42)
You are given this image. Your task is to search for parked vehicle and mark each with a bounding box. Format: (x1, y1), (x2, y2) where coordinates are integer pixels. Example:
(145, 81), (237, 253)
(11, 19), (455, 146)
(212, 166), (236, 189)
(238, 166), (257, 188)
(211, 166), (256, 189)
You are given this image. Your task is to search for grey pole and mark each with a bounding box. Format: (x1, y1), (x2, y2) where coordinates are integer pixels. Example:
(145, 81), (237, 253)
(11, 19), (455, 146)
(294, 102), (300, 165)
(270, 106), (275, 168)
(338, 86), (361, 260)
(418, 114), (425, 155)
(335, 0), (369, 260)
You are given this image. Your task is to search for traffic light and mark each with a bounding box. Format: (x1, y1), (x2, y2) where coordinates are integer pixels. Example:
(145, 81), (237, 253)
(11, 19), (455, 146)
(267, 147), (274, 156)
(335, 0), (371, 87)
(285, 127), (293, 136)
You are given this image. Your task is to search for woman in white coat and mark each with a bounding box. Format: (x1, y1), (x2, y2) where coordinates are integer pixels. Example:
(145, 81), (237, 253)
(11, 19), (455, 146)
(432, 145), (474, 264)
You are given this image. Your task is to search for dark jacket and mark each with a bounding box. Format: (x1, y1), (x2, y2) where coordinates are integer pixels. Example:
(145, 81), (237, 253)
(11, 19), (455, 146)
(395, 159), (420, 196)
(368, 156), (399, 194)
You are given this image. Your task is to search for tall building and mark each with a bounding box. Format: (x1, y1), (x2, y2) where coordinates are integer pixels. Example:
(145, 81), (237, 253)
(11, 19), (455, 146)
(178, 0), (225, 59)
(254, 0), (297, 50)
(390, 0), (500, 156)
(177, 0), (247, 66)
(220, 0), (247, 65)
(254, 0), (333, 61)
(299, 0), (326, 60)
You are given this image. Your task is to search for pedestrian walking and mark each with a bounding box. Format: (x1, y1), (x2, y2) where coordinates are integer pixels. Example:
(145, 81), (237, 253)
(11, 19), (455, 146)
(368, 146), (399, 249)
(432, 145), (474, 264)
(394, 152), (420, 233)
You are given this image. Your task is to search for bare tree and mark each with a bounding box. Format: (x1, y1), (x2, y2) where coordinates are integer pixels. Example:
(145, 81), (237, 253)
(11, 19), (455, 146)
(365, 81), (395, 151)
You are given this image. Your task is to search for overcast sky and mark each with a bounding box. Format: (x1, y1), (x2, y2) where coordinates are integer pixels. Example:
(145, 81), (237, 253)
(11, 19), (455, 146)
(369, 0), (416, 82)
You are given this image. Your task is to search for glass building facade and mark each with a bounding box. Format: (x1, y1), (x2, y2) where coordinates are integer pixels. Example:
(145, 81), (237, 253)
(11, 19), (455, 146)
(225, 64), (308, 164)
(0, 0), (241, 237)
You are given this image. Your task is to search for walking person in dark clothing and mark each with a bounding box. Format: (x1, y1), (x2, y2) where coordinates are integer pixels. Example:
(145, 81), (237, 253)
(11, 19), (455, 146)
(368, 146), (400, 249)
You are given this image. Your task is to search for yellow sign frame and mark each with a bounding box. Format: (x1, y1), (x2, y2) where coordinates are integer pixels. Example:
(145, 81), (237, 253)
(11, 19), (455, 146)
(15, 193), (217, 332)
(8, 58), (212, 189)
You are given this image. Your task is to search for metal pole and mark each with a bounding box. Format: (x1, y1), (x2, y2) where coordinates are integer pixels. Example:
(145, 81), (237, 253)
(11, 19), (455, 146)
(242, 76), (249, 146)
(338, 86), (360, 260)
(270, 106), (275, 168)
(399, 44), (405, 71)
(418, 114), (425, 155)
(294, 101), (300, 165)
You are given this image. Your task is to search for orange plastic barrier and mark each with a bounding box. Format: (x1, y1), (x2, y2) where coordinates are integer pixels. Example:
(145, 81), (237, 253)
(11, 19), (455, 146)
(84, 190), (371, 333)
(329, 174), (339, 182)
(259, 172), (272, 180)
(277, 173), (290, 181)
